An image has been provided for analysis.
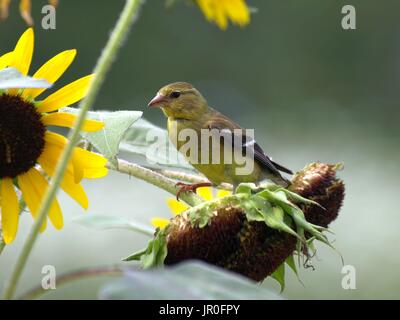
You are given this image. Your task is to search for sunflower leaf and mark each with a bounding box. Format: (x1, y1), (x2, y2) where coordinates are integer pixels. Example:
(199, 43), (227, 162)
(271, 262), (285, 292)
(63, 108), (142, 168)
(123, 228), (168, 268)
(119, 118), (193, 170)
(0, 67), (52, 89)
(73, 214), (154, 236)
(100, 261), (282, 300)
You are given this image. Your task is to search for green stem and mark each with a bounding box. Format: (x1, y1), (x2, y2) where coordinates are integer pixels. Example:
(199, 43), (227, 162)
(112, 159), (204, 207)
(0, 237), (5, 255)
(2, 0), (144, 300)
(18, 265), (124, 300)
(151, 167), (232, 191)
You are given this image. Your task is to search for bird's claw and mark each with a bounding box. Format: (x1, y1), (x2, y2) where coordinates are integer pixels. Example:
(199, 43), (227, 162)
(175, 182), (213, 201)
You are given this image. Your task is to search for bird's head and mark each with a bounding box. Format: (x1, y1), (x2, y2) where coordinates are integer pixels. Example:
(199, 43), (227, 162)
(148, 82), (208, 119)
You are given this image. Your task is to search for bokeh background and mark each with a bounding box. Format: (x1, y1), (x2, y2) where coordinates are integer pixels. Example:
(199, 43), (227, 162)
(1, 0), (399, 299)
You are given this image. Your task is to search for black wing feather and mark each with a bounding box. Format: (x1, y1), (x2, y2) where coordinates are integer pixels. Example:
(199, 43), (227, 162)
(207, 114), (292, 176)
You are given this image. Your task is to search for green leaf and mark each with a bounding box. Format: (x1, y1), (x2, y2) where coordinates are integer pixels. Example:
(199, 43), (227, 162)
(73, 214), (154, 236)
(235, 183), (256, 195)
(0, 67), (52, 89)
(63, 108), (142, 168)
(285, 255), (298, 276)
(122, 248), (147, 262)
(276, 188), (325, 209)
(119, 118), (193, 170)
(271, 262), (285, 292)
(124, 229), (168, 268)
(100, 261), (282, 300)
(244, 195), (300, 239)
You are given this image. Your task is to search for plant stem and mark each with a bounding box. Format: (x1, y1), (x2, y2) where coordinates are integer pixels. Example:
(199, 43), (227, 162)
(2, 0), (144, 300)
(18, 265), (124, 300)
(151, 167), (232, 191)
(0, 237), (5, 255)
(113, 159), (204, 207)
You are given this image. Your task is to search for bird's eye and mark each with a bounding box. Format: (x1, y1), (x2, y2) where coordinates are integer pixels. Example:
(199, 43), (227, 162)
(170, 91), (181, 99)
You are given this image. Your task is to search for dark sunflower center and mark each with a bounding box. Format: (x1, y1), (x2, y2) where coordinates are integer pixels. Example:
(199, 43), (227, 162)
(0, 94), (46, 178)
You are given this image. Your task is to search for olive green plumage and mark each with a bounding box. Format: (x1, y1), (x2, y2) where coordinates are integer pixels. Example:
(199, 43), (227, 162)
(148, 82), (292, 189)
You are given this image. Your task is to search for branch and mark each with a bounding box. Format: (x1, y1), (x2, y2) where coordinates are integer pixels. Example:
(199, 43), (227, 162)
(19, 265), (124, 300)
(110, 159), (204, 207)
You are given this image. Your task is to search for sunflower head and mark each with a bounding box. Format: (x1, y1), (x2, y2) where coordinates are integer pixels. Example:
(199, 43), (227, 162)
(151, 187), (231, 230)
(0, 28), (107, 244)
(163, 163), (345, 282)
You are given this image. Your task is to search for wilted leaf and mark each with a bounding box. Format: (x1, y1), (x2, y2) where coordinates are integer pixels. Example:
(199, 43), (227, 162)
(0, 67), (51, 89)
(100, 261), (282, 300)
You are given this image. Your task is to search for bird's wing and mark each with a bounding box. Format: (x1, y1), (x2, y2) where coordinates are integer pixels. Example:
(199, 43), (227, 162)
(205, 111), (292, 175)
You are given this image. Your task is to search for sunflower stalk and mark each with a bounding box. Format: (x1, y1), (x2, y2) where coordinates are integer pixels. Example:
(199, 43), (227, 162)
(3, 0), (145, 300)
(111, 158), (204, 207)
(0, 236), (5, 255)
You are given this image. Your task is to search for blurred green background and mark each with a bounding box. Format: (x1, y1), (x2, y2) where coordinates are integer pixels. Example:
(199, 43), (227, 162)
(1, 0), (399, 299)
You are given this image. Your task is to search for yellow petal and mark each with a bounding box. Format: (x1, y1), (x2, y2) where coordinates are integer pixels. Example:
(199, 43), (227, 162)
(10, 28), (34, 76)
(166, 198), (189, 215)
(19, 0), (33, 26)
(38, 156), (89, 210)
(18, 171), (47, 232)
(0, 178), (19, 244)
(72, 148), (108, 182)
(42, 112), (104, 132)
(83, 167), (108, 179)
(0, 51), (14, 70)
(37, 74), (94, 113)
(216, 189), (231, 198)
(22, 49), (77, 99)
(73, 147), (108, 169)
(42, 133), (83, 183)
(39, 137), (75, 177)
(44, 131), (68, 148)
(151, 217), (170, 230)
(197, 186), (213, 201)
(25, 168), (64, 230)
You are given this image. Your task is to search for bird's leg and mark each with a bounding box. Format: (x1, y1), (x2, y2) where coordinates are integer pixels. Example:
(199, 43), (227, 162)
(175, 182), (213, 201)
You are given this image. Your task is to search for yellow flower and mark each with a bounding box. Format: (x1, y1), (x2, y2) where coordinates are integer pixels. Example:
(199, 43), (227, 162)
(0, 0), (58, 26)
(151, 187), (231, 230)
(0, 28), (107, 244)
(196, 0), (250, 30)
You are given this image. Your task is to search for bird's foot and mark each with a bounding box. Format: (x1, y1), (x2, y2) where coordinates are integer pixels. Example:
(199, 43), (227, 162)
(175, 182), (213, 201)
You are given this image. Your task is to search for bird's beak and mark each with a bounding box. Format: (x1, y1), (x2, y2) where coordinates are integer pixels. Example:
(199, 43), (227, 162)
(148, 93), (166, 108)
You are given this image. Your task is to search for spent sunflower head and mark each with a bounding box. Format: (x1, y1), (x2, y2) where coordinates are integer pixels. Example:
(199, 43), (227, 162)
(196, 0), (251, 30)
(0, 28), (108, 244)
(151, 187), (231, 229)
(0, 0), (58, 26)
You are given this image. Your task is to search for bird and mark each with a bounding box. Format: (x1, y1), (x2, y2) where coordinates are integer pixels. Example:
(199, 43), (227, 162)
(148, 82), (293, 200)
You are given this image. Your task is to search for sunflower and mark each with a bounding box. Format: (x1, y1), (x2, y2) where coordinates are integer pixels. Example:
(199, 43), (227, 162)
(151, 187), (231, 229)
(0, 0), (57, 26)
(196, 0), (250, 30)
(0, 28), (108, 244)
